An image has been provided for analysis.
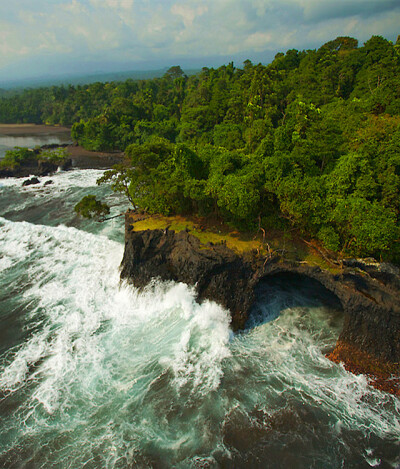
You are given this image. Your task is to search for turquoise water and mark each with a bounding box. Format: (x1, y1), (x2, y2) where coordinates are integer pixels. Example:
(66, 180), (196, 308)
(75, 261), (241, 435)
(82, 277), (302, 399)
(0, 170), (399, 468)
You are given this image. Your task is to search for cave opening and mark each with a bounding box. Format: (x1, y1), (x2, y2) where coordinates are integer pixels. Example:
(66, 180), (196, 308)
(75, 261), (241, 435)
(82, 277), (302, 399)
(246, 272), (345, 339)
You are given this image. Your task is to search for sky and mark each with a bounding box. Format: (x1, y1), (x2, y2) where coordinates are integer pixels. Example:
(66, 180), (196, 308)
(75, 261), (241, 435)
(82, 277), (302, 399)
(0, 0), (399, 83)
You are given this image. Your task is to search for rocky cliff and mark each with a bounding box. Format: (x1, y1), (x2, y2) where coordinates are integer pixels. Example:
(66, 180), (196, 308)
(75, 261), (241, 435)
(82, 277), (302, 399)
(121, 214), (400, 394)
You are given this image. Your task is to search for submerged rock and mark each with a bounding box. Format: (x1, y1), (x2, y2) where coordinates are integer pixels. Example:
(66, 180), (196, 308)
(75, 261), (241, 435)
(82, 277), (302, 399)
(121, 213), (400, 394)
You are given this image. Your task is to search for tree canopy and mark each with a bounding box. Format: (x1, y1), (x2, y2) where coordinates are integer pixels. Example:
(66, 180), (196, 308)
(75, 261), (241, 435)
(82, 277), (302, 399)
(2, 35), (400, 262)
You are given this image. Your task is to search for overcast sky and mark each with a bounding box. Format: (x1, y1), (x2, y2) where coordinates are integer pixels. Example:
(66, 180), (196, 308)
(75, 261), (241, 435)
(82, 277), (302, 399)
(0, 0), (399, 81)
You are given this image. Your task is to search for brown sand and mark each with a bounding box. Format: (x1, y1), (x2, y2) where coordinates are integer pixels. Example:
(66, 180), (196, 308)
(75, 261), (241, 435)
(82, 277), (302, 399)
(0, 124), (124, 168)
(0, 124), (71, 136)
(66, 144), (124, 169)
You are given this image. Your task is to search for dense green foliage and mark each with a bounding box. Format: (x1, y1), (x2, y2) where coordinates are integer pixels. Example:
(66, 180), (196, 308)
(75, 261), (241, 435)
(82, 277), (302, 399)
(74, 195), (110, 219)
(0, 147), (69, 169)
(0, 147), (35, 169)
(2, 37), (400, 261)
(38, 147), (69, 163)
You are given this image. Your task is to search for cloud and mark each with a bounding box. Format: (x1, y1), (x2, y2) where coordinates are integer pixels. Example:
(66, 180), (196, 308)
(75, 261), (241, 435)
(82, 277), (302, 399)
(0, 0), (399, 80)
(171, 4), (208, 28)
(299, 0), (400, 23)
(245, 32), (273, 52)
(89, 0), (135, 9)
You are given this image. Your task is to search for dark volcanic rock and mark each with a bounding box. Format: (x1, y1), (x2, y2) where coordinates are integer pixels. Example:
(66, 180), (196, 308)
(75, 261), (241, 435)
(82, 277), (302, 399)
(37, 160), (58, 176)
(121, 215), (400, 392)
(1, 154), (72, 179)
(61, 158), (72, 171)
(121, 227), (255, 329)
(0, 168), (15, 178)
(259, 263), (400, 368)
(0, 158), (38, 179)
(44, 180), (54, 186)
(22, 177), (40, 186)
(40, 143), (69, 150)
(37, 158), (72, 176)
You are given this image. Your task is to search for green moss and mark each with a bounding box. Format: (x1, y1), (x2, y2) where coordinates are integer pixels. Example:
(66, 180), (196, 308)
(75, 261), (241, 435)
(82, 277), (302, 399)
(131, 215), (264, 254)
(303, 252), (342, 274)
(129, 214), (343, 271)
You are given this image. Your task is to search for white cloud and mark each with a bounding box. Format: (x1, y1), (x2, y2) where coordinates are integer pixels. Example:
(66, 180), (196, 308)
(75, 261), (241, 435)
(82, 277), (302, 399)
(0, 0), (399, 80)
(245, 32), (273, 51)
(89, 0), (135, 10)
(171, 3), (208, 28)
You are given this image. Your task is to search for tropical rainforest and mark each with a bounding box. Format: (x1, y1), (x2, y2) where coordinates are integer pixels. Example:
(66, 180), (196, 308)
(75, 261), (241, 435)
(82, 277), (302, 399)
(1, 35), (400, 262)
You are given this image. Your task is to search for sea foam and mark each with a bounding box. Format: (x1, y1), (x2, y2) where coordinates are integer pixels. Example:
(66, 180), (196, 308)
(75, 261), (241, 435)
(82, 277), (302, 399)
(0, 202), (399, 467)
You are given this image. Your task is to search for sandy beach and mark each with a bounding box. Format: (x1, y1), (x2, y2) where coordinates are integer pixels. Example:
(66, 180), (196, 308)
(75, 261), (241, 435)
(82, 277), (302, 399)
(0, 124), (71, 136)
(0, 123), (124, 168)
(66, 144), (124, 168)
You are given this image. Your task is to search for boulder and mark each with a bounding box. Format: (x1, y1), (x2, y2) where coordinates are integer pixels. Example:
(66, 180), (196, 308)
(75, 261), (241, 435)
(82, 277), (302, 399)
(22, 177), (40, 186)
(37, 159), (58, 176)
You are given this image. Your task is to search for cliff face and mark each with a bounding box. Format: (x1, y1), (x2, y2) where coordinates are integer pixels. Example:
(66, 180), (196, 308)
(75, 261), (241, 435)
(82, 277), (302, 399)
(121, 227), (255, 329)
(121, 220), (400, 394)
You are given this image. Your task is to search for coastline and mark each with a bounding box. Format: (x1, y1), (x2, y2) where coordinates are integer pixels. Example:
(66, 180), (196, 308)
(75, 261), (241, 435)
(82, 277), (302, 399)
(66, 144), (124, 169)
(0, 123), (71, 136)
(0, 123), (124, 171)
(1, 124), (398, 395)
(122, 211), (400, 395)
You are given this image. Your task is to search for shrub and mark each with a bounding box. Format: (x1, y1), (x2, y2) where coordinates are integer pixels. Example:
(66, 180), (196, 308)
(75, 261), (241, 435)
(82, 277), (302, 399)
(0, 147), (35, 169)
(74, 195), (110, 219)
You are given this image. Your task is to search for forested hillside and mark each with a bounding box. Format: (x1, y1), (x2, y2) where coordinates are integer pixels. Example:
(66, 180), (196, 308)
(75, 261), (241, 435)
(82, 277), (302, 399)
(1, 35), (400, 261)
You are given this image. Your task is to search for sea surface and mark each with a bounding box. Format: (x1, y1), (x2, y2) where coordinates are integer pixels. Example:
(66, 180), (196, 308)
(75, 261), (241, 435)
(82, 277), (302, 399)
(0, 152), (399, 466)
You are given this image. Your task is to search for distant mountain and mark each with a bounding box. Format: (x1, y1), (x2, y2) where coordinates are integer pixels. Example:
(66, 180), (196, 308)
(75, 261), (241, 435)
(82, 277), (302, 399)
(0, 88), (22, 97)
(0, 68), (201, 91)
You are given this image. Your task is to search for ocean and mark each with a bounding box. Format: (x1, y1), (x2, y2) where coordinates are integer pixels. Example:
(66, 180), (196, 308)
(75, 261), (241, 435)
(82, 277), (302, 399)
(0, 161), (399, 466)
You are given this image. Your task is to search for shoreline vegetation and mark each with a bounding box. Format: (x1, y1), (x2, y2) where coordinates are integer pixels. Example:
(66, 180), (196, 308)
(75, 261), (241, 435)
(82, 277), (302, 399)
(1, 34), (399, 263)
(1, 35), (399, 392)
(0, 124), (124, 170)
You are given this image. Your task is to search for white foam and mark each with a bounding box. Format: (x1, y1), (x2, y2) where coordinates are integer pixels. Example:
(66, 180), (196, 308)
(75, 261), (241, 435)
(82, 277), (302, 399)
(0, 168), (105, 189)
(161, 289), (232, 395)
(0, 214), (399, 466)
(230, 307), (400, 441)
(0, 169), (115, 217)
(0, 218), (232, 412)
(0, 256), (12, 272)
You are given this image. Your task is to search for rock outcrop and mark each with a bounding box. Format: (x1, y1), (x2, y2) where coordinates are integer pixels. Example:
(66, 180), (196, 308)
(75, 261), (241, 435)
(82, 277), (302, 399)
(121, 226), (255, 330)
(0, 144), (73, 179)
(0, 155), (72, 178)
(22, 177), (40, 186)
(37, 157), (72, 175)
(121, 216), (400, 394)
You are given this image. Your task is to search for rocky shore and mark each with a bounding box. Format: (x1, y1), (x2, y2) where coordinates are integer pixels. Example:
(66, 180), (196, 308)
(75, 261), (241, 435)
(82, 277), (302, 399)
(121, 212), (400, 395)
(0, 145), (72, 178)
(0, 143), (124, 178)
